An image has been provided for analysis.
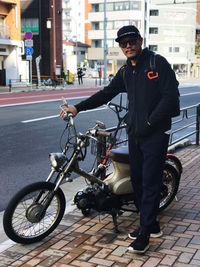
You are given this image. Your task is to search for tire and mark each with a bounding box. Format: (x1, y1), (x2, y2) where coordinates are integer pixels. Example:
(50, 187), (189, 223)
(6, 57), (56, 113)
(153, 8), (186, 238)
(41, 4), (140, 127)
(3, 182), (66, 244)
(159, 163), (180, 212)
(166, 154), (182, 178)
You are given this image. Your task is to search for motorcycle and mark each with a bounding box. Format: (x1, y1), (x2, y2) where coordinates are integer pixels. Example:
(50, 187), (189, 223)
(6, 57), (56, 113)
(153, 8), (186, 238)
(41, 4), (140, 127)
(3, 98), (182, 244)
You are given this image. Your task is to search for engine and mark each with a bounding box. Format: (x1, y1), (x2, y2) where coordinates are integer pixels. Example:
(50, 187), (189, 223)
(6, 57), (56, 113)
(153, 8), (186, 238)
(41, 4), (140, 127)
(74, 183), (121, 213)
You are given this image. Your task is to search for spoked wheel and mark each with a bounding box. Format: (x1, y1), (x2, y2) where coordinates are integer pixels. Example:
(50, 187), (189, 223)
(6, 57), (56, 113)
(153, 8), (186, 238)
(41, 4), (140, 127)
(3, 182), (66, 244)
(159, 163), (180, 212)
(166, 154), (182, 178)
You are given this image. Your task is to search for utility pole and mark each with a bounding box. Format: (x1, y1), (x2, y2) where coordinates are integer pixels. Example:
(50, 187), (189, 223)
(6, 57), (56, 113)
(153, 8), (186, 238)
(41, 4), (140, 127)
(52, 0), (56, 78)
(103, 0), (107, 85)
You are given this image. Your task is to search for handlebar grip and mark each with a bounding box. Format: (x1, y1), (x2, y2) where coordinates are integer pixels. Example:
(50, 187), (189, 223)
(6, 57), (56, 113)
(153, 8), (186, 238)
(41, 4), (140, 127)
(96, 131), (112, 137)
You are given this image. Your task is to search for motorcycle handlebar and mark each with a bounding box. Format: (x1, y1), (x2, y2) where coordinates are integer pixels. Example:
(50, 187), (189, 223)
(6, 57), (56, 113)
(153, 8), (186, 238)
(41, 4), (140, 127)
(87, 129), (111, 138)
(96, 130), (112, 137)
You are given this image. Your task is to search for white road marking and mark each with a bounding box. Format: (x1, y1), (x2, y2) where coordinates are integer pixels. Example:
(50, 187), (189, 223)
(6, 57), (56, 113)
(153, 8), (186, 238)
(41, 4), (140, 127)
(181, 92), (200, 96)
(21, 106), (108, 123)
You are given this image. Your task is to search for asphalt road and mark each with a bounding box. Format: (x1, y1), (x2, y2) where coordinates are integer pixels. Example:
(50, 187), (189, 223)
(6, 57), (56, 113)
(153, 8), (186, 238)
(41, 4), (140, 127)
(0, 84), (199, 211)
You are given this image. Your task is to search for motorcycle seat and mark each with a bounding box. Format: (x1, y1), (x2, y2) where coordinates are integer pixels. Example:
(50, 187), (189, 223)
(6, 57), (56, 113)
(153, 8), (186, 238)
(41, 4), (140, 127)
(108, 146), (129, 164)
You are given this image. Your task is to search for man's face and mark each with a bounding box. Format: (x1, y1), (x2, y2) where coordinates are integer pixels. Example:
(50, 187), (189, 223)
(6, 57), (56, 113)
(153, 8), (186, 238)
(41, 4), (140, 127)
(119, 36), (143, 59)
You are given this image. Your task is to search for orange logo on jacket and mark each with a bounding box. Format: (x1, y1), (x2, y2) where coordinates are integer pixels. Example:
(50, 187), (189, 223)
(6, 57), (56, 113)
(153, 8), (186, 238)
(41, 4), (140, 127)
(147, 71), (158, 79)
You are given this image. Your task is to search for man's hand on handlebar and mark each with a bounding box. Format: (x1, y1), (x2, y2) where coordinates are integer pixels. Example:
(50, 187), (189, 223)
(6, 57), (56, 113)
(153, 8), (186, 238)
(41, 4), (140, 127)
(59, 105), (78, 117)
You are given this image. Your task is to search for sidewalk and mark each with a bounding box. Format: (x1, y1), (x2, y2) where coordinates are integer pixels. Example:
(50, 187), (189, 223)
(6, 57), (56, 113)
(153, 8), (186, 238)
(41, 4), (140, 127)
(0, 77), (199, 94)
(0, 144), (200, 267)
(0, 78), (103, 94)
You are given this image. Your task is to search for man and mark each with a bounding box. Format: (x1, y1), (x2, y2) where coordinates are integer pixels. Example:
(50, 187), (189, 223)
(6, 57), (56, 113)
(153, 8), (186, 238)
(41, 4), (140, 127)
(77, 67), (84, 85)
(60, 25), (180, 254)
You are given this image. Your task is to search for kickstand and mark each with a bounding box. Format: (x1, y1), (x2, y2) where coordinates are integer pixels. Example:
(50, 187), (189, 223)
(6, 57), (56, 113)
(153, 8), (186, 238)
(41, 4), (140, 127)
(111, 209), (120, 233)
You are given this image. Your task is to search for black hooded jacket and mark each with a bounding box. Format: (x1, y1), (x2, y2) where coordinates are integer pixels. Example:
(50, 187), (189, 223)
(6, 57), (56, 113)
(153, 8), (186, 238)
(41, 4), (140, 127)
(75, 48), (180, 139)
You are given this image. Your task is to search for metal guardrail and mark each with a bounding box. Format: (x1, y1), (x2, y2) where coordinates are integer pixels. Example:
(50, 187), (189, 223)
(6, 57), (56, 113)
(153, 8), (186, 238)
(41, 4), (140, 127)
(170, 103), (200, 146)
(96, 103), (200, 162)
(9, 79), (28, 91)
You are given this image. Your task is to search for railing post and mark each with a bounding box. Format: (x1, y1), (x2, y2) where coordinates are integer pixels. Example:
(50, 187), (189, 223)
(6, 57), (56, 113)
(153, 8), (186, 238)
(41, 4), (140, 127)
(196, 104), (200, 145)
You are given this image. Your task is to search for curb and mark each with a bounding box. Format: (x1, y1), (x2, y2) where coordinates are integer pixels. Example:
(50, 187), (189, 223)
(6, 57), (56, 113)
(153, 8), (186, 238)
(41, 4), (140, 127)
(168, 138), (191, 152)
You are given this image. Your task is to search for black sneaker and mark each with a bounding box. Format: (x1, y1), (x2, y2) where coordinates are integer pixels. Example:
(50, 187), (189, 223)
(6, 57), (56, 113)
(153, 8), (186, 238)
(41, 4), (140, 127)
(128, 234), (149, 254)
(128, 224), (163, 240)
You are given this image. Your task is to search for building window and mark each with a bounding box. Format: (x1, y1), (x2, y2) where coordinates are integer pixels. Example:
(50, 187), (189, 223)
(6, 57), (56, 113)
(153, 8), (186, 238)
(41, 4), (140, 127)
(107, 39), (114, 47)
(92, 1), (141, 12)
(92, 22), (99, 30)
(92, 4), (99, 12)
(107, 3), (114, 11)
(81, 51), (85, 55)
(92, 40), (102, 48)
(115, 2), (124, 11)
(149, 27), (158, 34)
(130, 1), (141, 10)
(149, 45), (158, 52)
(169, 47), (180, 53)
(150, 10), (159, 16)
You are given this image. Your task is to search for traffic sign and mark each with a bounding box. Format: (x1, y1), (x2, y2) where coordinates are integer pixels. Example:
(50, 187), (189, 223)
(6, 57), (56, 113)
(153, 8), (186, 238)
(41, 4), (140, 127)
(25, 31), (33, 40)
(26, 55), (32, 60)
(25, 47), (33, 55)
(25, 40), (33, 47)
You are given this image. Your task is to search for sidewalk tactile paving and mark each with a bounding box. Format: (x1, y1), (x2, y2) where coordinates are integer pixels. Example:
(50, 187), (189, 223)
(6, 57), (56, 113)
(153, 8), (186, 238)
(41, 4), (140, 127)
(1, 144), (200, 266)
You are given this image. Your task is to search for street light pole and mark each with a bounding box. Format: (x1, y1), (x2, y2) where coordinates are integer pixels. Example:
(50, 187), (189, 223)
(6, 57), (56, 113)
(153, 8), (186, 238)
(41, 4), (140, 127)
(52, 0), (56, 78)
(103, 0), (107, 84)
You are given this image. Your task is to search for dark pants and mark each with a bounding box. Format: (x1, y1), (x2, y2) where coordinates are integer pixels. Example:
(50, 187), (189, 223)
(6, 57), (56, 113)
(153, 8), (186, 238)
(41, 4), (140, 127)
(128, 132), (169, 235)
(78, 76), (83, 84)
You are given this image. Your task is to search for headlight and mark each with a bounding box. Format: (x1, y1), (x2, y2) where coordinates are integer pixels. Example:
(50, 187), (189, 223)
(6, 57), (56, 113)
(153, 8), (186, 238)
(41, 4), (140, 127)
(49, 153), (67, 168)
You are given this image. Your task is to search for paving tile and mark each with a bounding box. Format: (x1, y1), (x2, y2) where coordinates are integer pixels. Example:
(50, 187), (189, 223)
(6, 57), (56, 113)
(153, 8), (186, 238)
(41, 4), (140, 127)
(190, 235), (200, 245)
(160, 255), (177, 265)
(142, 257), (162, 266)
(1, 145), (200, 267)
(126, 260), (144, 267)
(94, 248), (112, 259)
(177, 252), (193, 263)
(89, 257), (114, 266)
(111, 245), (127, 256)
(107, 254), (131, 264)
(193, 249), (200, 260)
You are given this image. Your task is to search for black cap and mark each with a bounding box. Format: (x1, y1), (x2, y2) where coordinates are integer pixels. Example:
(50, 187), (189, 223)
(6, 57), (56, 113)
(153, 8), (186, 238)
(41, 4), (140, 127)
(115, 25), (141, 42)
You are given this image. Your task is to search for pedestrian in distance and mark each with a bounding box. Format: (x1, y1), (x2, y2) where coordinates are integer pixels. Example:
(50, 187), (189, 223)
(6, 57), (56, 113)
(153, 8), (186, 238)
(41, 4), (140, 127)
(60, 25), (180, 254)
(77, 67), (84, 85)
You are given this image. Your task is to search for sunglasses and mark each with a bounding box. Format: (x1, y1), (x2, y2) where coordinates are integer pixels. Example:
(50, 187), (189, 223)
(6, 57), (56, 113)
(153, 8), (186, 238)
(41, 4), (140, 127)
(119, 38), (138, 48)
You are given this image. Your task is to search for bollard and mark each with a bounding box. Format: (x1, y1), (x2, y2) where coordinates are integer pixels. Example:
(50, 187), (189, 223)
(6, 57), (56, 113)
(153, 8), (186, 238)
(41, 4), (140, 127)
(9, 79), (12, 92)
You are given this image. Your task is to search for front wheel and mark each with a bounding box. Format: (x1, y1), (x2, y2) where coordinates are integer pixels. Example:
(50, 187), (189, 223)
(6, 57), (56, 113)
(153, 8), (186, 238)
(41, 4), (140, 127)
(159, 163), (180, 212)
(3, 182), (66, 244)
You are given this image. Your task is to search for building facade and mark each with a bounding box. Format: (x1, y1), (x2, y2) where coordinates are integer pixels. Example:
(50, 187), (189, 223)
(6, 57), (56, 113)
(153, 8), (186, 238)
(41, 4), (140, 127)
(63, 40), (89, 74)
(62, 0), (85, 43)
(21, 0), (62, 80)
(0, 0), (23, 85)
(149, 0), (197, 75)
(86, 0), (198, 77)
(87, 0), (148, 75)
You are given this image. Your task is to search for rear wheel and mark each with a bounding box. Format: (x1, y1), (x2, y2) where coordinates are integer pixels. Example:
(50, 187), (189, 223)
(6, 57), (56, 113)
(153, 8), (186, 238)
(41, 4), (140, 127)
(3, 182), (66, 244)
(159, 164), (180, 212)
